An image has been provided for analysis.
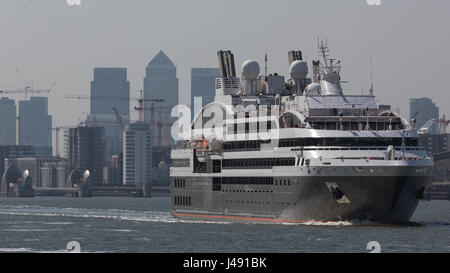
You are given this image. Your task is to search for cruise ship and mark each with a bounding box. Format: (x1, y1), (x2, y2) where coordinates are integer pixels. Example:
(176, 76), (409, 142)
(170, 41), (433, 223)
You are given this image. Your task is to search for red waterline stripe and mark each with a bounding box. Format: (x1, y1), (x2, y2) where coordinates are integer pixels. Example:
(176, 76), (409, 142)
(173, 212), (328, 224)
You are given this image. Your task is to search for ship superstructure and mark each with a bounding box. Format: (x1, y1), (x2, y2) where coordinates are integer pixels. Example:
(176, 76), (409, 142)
(170, 42), (433, 223)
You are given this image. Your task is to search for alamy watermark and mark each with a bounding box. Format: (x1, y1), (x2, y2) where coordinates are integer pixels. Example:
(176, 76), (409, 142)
(366, 0), (382, 6)
(66, 0), (81, 6)
(367, 241), (381, 253)
(66, 241), (81, 253)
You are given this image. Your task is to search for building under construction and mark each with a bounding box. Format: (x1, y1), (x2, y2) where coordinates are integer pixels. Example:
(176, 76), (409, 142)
(65, 126), (105, 185)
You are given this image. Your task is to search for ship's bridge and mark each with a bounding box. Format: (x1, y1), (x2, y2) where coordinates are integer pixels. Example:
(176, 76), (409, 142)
(280, 94), (410, 131)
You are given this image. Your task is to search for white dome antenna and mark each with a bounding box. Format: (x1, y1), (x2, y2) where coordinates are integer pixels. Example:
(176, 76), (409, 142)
(289, 60), (308, 94)
(241, 60), (260, 95)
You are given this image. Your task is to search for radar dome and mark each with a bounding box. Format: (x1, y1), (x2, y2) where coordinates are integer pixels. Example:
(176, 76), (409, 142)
(241, 60), (260, 79)
(289, 60), (308, 80)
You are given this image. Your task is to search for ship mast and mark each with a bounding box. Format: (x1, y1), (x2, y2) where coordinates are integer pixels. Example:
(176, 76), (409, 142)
(318, 39), (330, 67)
(369, 53), (374, 96)
(264, 43), (268, 77)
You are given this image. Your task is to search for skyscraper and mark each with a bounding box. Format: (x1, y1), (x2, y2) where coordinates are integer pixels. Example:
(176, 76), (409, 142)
(123, 121), (152, 186)
(410, 97), (439, 133)
(90, 68), (130, 115)
(191, 68), (220, 120)
(143, 51), (179, 145)
(18, 97), (52, 151)
(0, 97), (17, 145)
(90, 67), (130, 158)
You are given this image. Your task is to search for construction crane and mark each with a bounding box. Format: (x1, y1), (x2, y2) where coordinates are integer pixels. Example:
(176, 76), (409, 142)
(66, 92), (165, 143)
(0, 68), (55, 99)
(133, 105), (173, 146)
(112, 107), (125, 134)
(435, 115), (449, 134)
(0, 89), (51, 96)
(66, 94), (150, 101)
(65, 92), (165, 121)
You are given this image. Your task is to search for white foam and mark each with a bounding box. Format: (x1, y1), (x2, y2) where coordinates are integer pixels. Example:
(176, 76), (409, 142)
(0, 206), (232, 225)
(2, 228), (56, 232)
(0, 248), (34, 253)
(280, 220), (357, 226)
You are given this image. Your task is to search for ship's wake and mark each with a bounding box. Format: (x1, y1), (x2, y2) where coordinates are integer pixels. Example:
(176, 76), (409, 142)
(1, 205), (433, 227)
(0, 205), (232, 225)
(281, 220), (358, 226)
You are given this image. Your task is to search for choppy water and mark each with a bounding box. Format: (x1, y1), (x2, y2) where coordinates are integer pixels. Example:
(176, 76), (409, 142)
(0, 197), (449, 253)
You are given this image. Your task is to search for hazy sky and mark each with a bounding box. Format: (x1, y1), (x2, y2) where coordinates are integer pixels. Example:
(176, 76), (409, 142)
(1, 0), (449, 129)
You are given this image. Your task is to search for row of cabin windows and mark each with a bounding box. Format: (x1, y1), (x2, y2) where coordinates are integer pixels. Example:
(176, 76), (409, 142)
(309, 121), (404, 131)
(220, 177), (274, 185)
(225, 120), (404, 132)
(226, 121), (277, 134)
(223, 189), (273, 193)
(275, 179), (291, 186)
(278, 137), (418, 147)
(225, 200), (270, 205)
(174, 195), (191, 206)
(274, 201), (296, 206)
(223, 200), (297, 207)
(222, 137), (418, 151)
(219, 178), (293, 187)
(222, 140), (262, 151)
(212, 177), (274, 191)
(222, 158), (295, 169)
(174, 178), (186, 188)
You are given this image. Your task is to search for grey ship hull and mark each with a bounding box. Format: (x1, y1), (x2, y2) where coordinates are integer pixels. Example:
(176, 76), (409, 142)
(171, 174), (430, 223)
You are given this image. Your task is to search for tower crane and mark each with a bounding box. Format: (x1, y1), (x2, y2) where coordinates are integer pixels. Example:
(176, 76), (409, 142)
(435, 115), (449, 134)
(112, 107), (125, 135)
(133, 105), (173, 146)
(0, 68), (55, 99)
(65, 92), (165, 144)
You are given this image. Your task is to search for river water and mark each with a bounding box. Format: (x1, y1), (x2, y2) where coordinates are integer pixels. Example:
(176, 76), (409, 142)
(0, 197), (449, 253)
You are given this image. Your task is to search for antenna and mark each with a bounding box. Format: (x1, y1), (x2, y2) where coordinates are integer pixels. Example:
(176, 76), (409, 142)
(264, 42), (268, 77)
(317, 38), (330, 67)
(369, 52), (374, 96)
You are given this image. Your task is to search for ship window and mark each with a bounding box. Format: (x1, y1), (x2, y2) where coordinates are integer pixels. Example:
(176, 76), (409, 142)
(212, 178), (221, 191)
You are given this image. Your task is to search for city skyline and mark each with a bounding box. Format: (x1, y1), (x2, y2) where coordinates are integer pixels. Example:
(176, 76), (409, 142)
(1, 0), (449, 131)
